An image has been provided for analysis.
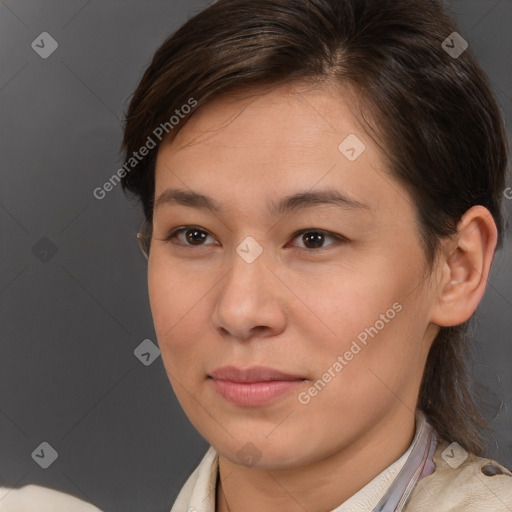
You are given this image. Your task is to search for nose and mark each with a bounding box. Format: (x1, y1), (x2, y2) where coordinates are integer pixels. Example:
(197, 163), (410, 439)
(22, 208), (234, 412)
(210, 247), (287, 341)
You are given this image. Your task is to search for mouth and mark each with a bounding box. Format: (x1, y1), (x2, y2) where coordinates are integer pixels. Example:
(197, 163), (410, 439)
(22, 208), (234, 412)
(208, 365), (307, 406)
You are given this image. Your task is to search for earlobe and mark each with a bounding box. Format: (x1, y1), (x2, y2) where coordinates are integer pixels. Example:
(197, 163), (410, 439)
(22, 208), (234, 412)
(430, 206), (498, 327)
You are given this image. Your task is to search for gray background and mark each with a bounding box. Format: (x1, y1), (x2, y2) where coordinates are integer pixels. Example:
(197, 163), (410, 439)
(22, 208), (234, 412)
(0, 1), (510, 511)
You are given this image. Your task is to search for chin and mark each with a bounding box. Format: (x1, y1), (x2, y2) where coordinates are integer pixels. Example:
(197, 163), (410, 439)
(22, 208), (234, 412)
(213, 433), (315, 470)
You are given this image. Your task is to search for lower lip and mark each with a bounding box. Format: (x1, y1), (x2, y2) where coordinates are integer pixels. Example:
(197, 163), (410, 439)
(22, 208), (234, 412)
(209, 378), (305, 406)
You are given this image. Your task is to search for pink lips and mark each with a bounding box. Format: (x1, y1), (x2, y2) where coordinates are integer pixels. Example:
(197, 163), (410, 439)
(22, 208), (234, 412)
(208, 365), (306, 406)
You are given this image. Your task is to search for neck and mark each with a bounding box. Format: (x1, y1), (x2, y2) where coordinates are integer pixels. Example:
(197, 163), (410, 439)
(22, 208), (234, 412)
(216, 408), (416, 512)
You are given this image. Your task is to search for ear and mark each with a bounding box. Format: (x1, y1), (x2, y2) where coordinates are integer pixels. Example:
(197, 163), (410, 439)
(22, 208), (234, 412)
(430, 205), (498, 327)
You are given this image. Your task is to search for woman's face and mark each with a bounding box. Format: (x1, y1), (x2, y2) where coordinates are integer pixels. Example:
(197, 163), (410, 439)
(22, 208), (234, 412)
(149, 82), (440, 469)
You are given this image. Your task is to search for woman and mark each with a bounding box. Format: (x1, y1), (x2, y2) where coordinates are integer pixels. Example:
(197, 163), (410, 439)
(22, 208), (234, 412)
(121, 0), (512, 510)
(1, 0), (510, 510)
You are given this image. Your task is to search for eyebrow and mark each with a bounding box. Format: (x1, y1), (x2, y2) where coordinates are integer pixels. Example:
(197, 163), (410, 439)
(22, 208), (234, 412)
(153, 187), (370, 216)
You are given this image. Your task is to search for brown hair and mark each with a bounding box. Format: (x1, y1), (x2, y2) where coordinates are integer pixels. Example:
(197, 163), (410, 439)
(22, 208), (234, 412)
(120, 0), (508, 455)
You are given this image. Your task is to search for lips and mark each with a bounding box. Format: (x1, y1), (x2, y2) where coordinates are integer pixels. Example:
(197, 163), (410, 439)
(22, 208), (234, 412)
(208, 365), (305, 382)
(208, 365), (307, 406)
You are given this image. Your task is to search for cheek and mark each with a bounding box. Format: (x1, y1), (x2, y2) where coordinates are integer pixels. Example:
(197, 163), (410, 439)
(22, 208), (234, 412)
(148, 266), (175, 336)
(293, 264), (401, 345)
(147, 261), (202, 353)
(320, 289), (428, 415)
(297, 251), (427, 375)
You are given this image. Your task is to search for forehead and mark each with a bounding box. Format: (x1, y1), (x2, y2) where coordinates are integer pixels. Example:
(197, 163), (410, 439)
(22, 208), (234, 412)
(164, 81), (365, 153)
(153, 82), (411, 221)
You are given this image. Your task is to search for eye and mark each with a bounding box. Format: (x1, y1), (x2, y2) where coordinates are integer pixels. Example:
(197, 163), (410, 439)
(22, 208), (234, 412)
(162, 226), (217, 247)
(288, 228), (345, 250)
(161, 226), (346, 250)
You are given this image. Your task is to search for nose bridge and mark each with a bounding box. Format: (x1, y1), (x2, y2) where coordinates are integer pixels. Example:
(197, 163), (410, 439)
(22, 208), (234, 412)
(211, 236), (286, 339)
(221, 236), (269, 306)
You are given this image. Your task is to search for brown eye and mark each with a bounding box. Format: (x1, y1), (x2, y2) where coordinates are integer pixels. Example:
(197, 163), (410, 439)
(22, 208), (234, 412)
(165, 226), (216, 247)
(182, 228), (208, 245)
(289, 229), (345, 250)
(300, 231), (326, 249)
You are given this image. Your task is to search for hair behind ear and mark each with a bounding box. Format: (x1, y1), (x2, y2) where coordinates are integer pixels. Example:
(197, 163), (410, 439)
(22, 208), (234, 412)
(419, 322), (487, 455)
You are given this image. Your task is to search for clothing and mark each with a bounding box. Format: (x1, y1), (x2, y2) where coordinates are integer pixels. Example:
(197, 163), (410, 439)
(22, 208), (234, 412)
(0, 484), (102, 511)
(170, 409), (512, 512)
(1, 410), (511, 511)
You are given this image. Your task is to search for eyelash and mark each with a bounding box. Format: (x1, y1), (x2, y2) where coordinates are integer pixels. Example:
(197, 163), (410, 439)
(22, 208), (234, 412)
(161, 225), (347, 251)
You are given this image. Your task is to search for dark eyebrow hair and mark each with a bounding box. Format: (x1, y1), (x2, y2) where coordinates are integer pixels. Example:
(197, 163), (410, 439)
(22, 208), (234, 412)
(153, 188), (370, 216)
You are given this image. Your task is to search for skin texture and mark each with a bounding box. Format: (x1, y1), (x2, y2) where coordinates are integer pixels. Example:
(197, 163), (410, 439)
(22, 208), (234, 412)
(147, 81), (497, 512)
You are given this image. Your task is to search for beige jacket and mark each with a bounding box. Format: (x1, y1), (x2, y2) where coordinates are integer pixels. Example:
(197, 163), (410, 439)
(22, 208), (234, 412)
(1, 412), (511, 511)
(405, 438), (512, 511)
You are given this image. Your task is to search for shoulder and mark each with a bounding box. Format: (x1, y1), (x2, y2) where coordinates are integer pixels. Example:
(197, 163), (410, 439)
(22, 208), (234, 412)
(405, 439), (512, 512)
(0, 484), (102, 511)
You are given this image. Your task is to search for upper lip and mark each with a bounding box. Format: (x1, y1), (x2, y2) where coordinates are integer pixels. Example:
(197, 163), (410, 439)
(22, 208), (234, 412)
(209, 365), (305, 382)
